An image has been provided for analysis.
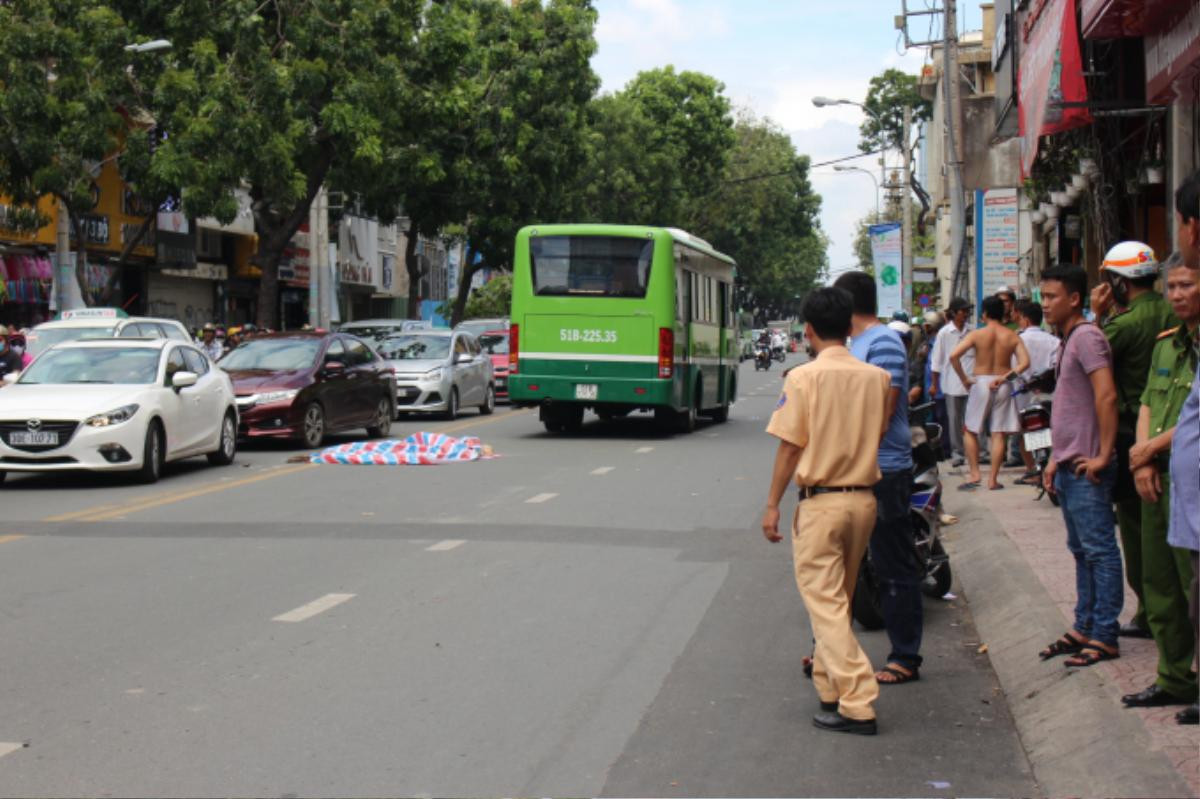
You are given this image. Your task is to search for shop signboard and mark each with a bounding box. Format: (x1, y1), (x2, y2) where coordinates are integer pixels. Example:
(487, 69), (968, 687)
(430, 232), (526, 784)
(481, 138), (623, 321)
(1019, 0), (1091, 176)
(868, 222), (903, 319)
(69, 214), (110, 245)
(974, 188), (1020, 309)
(337, 215), (378, 287)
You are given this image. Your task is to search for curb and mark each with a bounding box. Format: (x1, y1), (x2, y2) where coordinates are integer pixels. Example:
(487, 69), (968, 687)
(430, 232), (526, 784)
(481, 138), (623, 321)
(945, 493), (1195, 799)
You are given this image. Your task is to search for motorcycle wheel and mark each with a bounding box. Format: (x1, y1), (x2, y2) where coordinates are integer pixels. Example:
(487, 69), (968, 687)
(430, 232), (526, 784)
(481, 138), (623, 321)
(851, 558), (885, 630)
(922, 538), (953, 598)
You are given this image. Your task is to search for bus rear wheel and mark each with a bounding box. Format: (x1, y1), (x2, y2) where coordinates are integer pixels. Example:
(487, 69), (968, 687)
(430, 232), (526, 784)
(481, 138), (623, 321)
(542, 404), (583, 434)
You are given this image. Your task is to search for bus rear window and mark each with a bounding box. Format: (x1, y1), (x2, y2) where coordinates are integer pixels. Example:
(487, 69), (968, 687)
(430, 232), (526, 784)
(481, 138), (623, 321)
(530, 236), (653, 298)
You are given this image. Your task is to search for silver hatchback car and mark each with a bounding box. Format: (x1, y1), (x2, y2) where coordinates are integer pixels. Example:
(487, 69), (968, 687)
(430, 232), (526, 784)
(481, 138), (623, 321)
(376, 330), (495, 419)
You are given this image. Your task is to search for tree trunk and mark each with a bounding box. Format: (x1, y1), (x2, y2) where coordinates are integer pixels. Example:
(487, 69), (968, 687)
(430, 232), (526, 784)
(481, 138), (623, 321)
(404, 223), (424, 320)
(449, 245), (481, 326)
(255, 245), (283, 329)
(70, 212), (93, 308)
(100, 213), (155, 305)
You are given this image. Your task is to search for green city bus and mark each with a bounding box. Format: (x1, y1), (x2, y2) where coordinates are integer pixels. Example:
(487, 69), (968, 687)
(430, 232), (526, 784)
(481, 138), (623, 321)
(507, 224), (739, 433)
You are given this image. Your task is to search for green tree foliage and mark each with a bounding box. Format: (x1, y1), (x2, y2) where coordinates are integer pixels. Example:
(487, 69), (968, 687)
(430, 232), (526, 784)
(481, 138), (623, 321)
(858, 68), (931, 154)
(463, 272), (512, 320)
(0, 0), (134, 302)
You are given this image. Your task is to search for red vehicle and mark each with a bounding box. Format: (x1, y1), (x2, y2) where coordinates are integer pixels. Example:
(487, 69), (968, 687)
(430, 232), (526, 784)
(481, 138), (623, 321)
(477, 330), (510, 402)
(220, 332), (396, 448)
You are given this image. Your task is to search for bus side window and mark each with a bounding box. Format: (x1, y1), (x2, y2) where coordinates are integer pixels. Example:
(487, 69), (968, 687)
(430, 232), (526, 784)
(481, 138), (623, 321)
(691, 273), (699, 323)
(719, 282), (728, 328)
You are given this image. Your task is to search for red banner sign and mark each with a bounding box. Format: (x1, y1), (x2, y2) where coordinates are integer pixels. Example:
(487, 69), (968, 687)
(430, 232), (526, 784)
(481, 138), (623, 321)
(1146, 2), (1200, 103)
(1019, 0), (1092, 177)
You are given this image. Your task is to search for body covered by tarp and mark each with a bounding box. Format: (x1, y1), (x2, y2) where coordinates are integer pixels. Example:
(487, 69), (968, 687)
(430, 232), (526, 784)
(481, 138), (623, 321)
(310, 433), (493, 465)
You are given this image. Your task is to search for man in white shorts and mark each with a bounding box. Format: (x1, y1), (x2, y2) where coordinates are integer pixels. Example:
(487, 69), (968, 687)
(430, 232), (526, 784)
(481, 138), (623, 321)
(949, 295), (1031, 490)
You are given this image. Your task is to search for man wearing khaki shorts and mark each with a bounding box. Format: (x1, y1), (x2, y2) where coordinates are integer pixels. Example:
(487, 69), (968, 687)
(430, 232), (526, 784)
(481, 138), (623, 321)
(761, 287), (891, 735)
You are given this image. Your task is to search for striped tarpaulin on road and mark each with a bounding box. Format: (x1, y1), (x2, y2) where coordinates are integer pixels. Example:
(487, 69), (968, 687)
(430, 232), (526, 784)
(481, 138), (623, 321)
(309, 433), (494, 465)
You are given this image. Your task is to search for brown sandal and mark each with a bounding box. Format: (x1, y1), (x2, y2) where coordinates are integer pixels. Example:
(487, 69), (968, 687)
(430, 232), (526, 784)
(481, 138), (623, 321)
(1064, 643), (1119, 667)
(1039, 632), (1087, 660)
(875, 664), (920, 684)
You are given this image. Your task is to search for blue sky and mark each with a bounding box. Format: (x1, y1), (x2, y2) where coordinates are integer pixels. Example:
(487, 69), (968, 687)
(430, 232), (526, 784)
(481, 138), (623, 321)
(591, 0), (984, 282)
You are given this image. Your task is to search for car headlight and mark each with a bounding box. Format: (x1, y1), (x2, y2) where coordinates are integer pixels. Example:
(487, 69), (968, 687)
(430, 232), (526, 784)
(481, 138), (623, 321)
(422, 368), (443, 381)
(84, 404), (140, 427)
(255, 389), (298, 405)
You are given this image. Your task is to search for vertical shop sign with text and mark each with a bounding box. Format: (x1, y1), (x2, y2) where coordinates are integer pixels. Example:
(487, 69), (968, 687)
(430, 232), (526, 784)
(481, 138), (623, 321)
(975, 188), (1020, 309)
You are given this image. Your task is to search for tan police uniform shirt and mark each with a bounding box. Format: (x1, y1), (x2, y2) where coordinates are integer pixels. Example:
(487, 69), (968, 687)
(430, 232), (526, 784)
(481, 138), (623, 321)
(766, 345), (890, 488)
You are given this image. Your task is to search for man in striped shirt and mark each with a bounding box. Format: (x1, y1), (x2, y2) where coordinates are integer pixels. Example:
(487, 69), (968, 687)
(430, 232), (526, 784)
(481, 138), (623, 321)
(835, 272), (923, 686)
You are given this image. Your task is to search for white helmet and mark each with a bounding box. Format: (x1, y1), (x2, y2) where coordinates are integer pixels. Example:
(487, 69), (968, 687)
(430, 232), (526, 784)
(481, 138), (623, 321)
(923, 310), (943, 326)
(887, 320), (912, 337)
(1101, 241), (1159, 278)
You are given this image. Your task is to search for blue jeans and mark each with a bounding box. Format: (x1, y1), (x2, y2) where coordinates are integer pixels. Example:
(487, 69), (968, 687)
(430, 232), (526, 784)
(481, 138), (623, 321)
(1055, 463), (1123, 647)
(870, 469), (924, 670)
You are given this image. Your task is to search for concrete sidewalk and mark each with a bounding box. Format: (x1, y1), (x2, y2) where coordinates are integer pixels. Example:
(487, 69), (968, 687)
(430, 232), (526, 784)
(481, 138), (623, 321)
(943, 464), (1198, 799)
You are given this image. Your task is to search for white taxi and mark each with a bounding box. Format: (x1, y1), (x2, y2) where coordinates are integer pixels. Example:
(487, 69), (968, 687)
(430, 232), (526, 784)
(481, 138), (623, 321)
(0, 338), (238, 484)
(26, 308), (192, 358)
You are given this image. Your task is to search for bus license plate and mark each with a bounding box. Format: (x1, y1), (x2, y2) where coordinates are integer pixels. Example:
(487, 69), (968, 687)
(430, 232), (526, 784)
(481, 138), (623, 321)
(1023, 429), (1051, 451)
(10, 431), (59, 446)
(574, 384), (598, 401)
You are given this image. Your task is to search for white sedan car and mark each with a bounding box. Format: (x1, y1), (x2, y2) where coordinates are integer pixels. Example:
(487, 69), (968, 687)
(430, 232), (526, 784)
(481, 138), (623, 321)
(0, 338), (238, 484)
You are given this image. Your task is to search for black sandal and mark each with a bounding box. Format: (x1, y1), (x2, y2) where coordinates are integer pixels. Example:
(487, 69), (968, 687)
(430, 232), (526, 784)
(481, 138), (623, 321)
(875, 664), (920, 685)
(1039, 632), (1087, 660)
(1064, 644), (1119, 667)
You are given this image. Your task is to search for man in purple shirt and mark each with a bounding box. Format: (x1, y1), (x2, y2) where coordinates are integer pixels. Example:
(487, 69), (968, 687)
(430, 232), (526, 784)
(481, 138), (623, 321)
(1037, 264), (1123, 667)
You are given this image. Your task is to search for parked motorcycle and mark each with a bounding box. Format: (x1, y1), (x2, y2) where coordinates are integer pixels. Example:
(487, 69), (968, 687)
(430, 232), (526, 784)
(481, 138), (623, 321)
(1012, 369), (1058, 507)
(754, 345), (772, 371)
(851, 404), (952, 630)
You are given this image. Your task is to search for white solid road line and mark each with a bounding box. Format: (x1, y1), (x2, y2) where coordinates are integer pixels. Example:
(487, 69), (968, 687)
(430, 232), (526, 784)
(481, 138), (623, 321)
(635, 446), (654, 454)
(591, 467), (615, 475)
(426, 539), (465, 551)
(0, 742), (23, 759)
(525, 492), (559, 504)
(272, 593), (356, 623)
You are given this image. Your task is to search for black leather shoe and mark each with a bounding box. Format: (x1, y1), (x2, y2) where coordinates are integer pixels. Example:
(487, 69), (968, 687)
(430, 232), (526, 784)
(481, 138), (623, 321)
(819, 700), (838, 713)
(1121, 684), (1192, 708)
(1176, 704), (1199, 725)
(1118, 621), (1152, 639)
(812, 710), (877, 735)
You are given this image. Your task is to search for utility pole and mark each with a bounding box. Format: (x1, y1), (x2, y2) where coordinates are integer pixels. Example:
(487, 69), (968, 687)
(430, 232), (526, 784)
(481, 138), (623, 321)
(943, 0), (967, 302)
(54, 199), (71, 312)
(308, 193), (319, 326)
(902, 105), (914, 314)
(316, 187), (331, 330)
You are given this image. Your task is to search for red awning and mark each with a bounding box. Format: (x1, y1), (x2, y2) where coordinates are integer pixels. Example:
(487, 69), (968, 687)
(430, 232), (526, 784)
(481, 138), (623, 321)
(1020, 0), (1092, 177)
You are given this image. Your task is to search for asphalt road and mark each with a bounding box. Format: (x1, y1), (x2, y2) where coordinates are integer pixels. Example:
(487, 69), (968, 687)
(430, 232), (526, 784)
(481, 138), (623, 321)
(0, 353), (1039, 797)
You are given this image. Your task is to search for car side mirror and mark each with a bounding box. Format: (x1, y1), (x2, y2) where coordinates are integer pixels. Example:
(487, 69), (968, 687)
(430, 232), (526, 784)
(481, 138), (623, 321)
(454, 353), (473, 365)
(172, 370), (198, 390)
(323, 360), (346, 377)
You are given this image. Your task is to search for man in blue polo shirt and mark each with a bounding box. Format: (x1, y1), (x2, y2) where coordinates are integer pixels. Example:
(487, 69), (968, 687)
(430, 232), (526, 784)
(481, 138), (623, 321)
(834, 271), (923, 685)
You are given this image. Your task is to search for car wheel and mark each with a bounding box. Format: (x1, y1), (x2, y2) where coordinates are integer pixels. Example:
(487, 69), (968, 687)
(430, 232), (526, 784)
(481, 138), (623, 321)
(136, 421), (164, 484)
(301, 402), (326, 449)
(445, 387), (459, 421)
(0, 471), (7, 486)
(207, 410), (238, 465)
(366, 395), (394, 438)
(479, 384), (495, 416)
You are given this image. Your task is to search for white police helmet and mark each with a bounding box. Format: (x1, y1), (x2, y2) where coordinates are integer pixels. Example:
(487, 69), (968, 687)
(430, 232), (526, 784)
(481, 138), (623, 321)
(1101, 241), (1159, 279)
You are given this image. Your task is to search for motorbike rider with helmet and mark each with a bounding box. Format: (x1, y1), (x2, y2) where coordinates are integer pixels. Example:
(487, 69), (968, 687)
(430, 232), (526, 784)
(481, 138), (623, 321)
(1092, 241), (1179, 640)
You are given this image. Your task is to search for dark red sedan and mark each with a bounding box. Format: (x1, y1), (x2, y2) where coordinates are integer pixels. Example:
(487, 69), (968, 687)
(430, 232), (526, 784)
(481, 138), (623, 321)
(220, 332), (396, 448)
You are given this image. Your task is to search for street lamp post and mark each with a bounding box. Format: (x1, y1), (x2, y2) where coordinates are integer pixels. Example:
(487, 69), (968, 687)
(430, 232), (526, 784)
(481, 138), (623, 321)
(812, 96), (887, 188)
(832, 165), (880, 219)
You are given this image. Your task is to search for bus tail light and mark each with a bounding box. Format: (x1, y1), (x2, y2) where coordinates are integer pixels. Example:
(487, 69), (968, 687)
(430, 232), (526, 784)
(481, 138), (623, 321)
(509, 323), (519, 374)
(658, 327), (674, 379)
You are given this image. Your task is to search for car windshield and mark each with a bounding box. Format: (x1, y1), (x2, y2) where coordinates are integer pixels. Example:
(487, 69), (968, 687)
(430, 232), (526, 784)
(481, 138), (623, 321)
(477, 334), (508, 355)
(530, 236), (653, 297)
(220, 338), (321, 371)
(19, 347), (160, 385)
(340, 325), (402, 341)
(28, 325), (118, 356)
(377, 335), (451, 360)
(456, 320), (504, 338)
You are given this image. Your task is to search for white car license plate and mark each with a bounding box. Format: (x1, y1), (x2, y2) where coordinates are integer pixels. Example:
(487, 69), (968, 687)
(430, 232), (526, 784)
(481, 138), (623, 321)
(10, 431), (59, 446)
(574, 383), (598, 401)
(1023, 429), (1052, 451)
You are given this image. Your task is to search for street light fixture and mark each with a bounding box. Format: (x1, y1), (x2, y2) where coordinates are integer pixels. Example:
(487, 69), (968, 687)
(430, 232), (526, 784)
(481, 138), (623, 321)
(812, 96), (886, 186)
(832, 165), (880, 218)
(124, 39), (172, 54)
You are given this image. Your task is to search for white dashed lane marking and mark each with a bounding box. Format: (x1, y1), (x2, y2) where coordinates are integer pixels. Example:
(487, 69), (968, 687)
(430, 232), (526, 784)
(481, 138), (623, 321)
(635, 447), (654, 454)
(591, 467), (615, 475)
(426, 539), (465, 551)
(272, 593), (356, 623)
(0, 743), (24, 759)
(525, 493), (559, 504)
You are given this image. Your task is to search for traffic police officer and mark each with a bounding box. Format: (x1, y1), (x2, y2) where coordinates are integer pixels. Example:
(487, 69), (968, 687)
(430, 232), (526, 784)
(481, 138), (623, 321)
(1122, 253), (1199, 707)
(1091, 241), (1178, 637)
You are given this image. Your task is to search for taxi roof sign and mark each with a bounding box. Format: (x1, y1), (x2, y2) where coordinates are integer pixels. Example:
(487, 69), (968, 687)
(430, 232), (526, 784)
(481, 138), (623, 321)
(58, 308), (129, 320)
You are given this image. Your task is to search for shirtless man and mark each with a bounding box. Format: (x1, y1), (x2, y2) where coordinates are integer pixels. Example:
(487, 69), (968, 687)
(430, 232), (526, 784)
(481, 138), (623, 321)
(949, 295), (1031, 489)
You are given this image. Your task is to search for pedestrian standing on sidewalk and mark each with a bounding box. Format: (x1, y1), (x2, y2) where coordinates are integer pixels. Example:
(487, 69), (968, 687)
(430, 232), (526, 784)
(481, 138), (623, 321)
(1093, 241), (1178, 640)
(948, 295), (1031, 491)
(761, 287), (890, 735)
(1122, 252), (1199, 711)
(1037, 264), (1123, 668)
(921, 311), (952, 459)
(931, 298), (974, 466)
(1013, 299), (1060, 483)
(1168, 171), (1200, 725)
(834, 271), (924, 687)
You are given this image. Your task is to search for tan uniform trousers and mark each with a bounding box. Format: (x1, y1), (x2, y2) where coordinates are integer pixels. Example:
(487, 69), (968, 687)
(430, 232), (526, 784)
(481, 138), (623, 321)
(792, 491), (879, 721)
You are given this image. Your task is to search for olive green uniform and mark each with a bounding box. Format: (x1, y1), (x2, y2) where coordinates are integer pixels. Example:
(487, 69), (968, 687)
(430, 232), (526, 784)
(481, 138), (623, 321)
(1103, 291), (1178, 629)
(1138, 324), (1198, 699)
